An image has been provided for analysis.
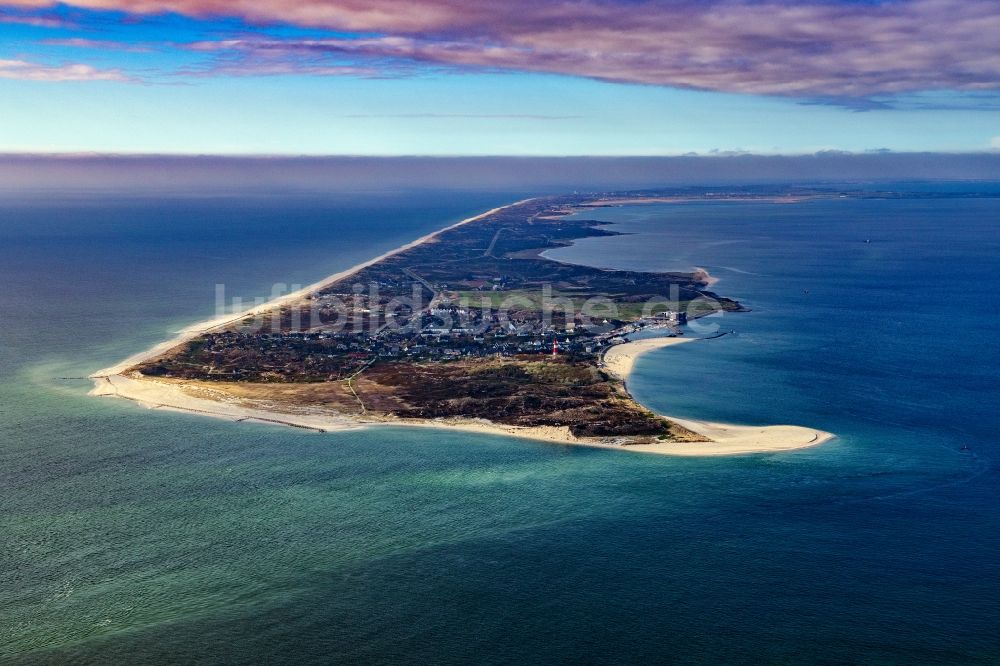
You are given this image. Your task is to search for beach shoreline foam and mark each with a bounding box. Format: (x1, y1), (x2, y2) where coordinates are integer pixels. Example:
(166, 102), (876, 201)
(90, 198), (834, 457)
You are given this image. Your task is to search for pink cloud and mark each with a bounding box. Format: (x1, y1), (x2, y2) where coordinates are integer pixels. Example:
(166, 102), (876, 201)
(41, 37), (154, 52)
(0, 58), (130, 81)
(181, 59), (381, 78)
(0, 9), (76, 28)
(4, 0), (1000, 97)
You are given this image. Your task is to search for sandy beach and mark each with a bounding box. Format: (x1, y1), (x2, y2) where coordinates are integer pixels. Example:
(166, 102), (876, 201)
(89, 197), (613, 449)
(91, 199), (536, 378)
(602, 337), (697, 378)
(602, 337), (834, 455)
(91, 372), (587, 444)
(91, 198), (833, 457)
(92, 331), (833, 457)
(92, 368), (832, 457)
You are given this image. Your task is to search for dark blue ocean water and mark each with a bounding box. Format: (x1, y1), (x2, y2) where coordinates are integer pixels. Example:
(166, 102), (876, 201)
(2, 190), (999, 664)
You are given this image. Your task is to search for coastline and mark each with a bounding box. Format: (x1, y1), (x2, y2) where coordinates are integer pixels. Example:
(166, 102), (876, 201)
(91, 372), (588, 445)
(90, 198), (834, 457)
(601, 337), (835, 455)
(580, 195), (815, 207)
(90, 199), (537, 378)
(91, 351), (834, 456)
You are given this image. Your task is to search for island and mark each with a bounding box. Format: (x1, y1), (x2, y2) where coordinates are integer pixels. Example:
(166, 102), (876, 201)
(91, 191), (835, 455)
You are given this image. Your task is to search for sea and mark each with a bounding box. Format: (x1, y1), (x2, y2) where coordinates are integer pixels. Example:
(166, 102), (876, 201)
(2, 186), (999, 664)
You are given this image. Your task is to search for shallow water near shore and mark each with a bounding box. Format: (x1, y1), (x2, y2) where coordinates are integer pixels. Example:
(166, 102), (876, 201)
(3, 188), (1000, 663)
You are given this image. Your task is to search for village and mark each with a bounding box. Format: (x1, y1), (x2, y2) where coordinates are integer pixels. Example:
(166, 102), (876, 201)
(140, 193), (724, 384)
(147, 299), (689, 383)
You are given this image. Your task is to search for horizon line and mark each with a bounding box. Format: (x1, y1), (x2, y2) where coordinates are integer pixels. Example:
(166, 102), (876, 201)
(4, 150), (1000, 160)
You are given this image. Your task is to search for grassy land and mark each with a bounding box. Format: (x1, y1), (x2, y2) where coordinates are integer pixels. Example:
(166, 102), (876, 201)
(448, 290), (707, 321)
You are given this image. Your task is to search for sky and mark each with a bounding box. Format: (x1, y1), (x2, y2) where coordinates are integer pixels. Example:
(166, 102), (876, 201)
(0, 0), (999, 156)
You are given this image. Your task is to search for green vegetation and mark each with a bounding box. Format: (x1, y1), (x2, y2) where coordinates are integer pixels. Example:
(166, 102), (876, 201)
(133, 193), (743, 444)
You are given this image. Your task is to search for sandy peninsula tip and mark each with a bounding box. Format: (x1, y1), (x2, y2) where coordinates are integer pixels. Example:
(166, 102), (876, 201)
(602, 336), (834, 455)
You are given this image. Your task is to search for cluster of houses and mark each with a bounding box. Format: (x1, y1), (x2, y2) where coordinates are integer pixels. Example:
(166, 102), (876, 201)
(199, 305), (690, 378)
(308, 304), (682, 353)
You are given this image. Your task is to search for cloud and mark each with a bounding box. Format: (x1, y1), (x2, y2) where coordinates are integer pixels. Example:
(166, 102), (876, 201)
(41, 38), (154, 52)
(0, 59), (130, 81)
(4, 0), (1000, 98)
(181, 61), (381, 78)
(0, 10), (75, 28)
(992, 137), (1000, 150)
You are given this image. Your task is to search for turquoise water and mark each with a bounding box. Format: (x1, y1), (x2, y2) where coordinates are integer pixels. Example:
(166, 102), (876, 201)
(3, 191), (1000, 663)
